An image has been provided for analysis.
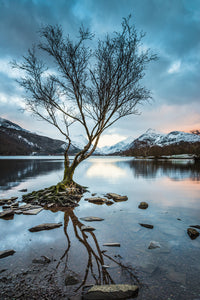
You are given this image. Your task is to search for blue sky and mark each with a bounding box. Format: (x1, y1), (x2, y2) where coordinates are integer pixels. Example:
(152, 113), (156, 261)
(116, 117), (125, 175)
(0, 0), (200, 146)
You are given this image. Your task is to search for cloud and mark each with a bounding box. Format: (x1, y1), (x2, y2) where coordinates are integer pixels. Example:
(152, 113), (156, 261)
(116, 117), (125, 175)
(0, 0), (199, 143)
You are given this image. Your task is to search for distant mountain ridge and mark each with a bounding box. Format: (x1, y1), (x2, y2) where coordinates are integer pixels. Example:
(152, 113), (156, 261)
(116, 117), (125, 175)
(0, 117), (199, 156)
(120, 129), (200, 157)
(0, 117), (81, 155)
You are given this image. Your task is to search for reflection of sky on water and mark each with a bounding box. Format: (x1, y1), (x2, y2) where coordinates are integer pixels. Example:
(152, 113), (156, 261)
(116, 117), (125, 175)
(0, 156), (200, 298)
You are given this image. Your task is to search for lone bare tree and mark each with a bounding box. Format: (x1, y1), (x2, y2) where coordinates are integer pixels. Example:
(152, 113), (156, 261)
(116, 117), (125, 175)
(13, 16), (156, 190)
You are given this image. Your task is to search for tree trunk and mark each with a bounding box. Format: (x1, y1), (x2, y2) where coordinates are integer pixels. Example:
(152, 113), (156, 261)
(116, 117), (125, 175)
(63, 164), (75, 186)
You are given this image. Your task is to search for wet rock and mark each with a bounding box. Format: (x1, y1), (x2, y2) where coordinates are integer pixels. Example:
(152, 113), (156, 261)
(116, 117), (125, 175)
(138, 202), (148, 209)
(2, 205), (11, 209)
(23, 207), (43, 215)
(29, 222), (62, 232)
(0, 197), (18, 206)
(106, 193), (128, 202)
(65, 274), (79, 286)
(14, 210), (23, 215)
(140, 263), (157, 274)
(139, 223), (154, 229)
(91, 193), (97, 196)
(187, 228), (199, 240)
(0, 249), (15, 259)
(84, 284), (139, 299)
(0, 209), (14, 218)
(32, 256), (51, 264)
(80, 217), (104, 222)
(148, 241), (161, 249)
(106, 200), (114, 205)
(85, 197), (107, 204)
(81, 225), (95, 232)
(190, 225), (200, 230)
(19, 189), (27, 192)
(103, 243), (120, 247)
(11, 203), (19, 208)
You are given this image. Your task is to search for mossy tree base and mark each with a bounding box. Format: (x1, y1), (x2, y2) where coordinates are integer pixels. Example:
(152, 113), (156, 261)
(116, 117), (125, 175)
(22, 181), (87, 208)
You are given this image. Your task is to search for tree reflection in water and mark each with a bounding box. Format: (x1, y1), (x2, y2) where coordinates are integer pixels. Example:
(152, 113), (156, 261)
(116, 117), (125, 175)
(53, 208), (140, 292)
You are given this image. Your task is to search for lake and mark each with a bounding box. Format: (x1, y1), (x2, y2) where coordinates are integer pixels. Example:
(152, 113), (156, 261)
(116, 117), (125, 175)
(0, 156), (200, 299)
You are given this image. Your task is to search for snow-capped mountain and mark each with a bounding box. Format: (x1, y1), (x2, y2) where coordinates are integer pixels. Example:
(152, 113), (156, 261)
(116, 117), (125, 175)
(100, 136), (133, 154)
(130, 128), (200, 147)
(122, 129), (200, 157)
(0, 117), (82, 155)
(71, 134), (89, 149)
(0, 117), (29, 132)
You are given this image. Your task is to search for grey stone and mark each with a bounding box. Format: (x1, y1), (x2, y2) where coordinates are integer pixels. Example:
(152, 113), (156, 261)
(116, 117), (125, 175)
(80, 216), (104, 222)
(0, 249), (15, 259)
(29, 222), (62, 232)
(23, 208), (43, 215)
(103, 243), (120, 247)
(187, 228), (199, 240)
(138, 202), (148, 209)
(85, 197), (107, 204)
(148, 241), (161, 249)
(0, 209), (14, 218)
(81, 225), (95, 232)
(84, 284), (139, 299)
(106, 193), (128, 202)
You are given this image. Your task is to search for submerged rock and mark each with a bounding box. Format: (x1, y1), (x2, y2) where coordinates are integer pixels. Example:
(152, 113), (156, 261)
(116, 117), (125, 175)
(166, 269), (186, 285)
(29, 222), (62, 232)
(65, 274), (79, 286)
(148, 241), (161, 249)
(106, 193), (128, 202)
(139, 223), (154, 229)
(103, 243), (120, 247)
(187, 228), (199, 240)
(32, 255), (51, 264)
(80, 216), (104, 222)
(138, 202), (148, 209)
(19, 189), (28, 192)
(0, 249), (15, 259)
(84, 284), (139, 299)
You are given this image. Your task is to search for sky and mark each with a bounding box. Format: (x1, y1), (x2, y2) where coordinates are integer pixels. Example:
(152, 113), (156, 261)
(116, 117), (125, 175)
(0, 0), (200, 147)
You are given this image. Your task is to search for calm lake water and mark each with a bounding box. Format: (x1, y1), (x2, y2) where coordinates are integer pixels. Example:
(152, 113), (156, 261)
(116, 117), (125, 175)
(0, 156), (200, 299)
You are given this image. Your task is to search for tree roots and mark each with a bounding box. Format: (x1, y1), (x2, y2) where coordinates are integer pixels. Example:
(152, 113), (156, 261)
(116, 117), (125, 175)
(22, 181), (87, 208)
